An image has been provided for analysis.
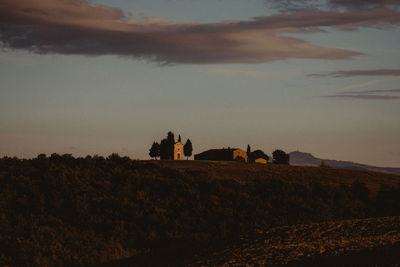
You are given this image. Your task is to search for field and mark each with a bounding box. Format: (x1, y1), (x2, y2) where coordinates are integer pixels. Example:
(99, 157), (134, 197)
(153, 160), (400, 196)
(1, 156), (400, 266)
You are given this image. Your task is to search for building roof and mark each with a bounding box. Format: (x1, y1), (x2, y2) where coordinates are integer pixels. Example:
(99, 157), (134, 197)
(196, 148), (240, 154)
(194, 148), (244, 160)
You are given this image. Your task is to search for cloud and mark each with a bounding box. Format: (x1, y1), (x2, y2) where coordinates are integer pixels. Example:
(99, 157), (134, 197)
(1, 0), (400, 64)
(267, 0), (400, 10)
(328, 0), (400, 9)
(321, 94), (400, 100)
(341, 88), (400, 94)
(309, 69), (400, 77)
(200, 68), (279, 77)
(335, 78), (396, 92)
(321, 87), (400, 100)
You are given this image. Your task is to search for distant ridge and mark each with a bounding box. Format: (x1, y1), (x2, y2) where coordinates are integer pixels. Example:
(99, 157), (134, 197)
(289, 151), (400, 175)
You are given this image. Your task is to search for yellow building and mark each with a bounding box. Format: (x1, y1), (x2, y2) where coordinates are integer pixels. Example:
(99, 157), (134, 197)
(174, 142), (184, 160)
(255, 158), (268, 164)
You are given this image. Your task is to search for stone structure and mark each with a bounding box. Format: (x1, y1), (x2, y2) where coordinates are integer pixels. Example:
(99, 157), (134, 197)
(194, 148), (247, 162)
(174, 142), (184, 160)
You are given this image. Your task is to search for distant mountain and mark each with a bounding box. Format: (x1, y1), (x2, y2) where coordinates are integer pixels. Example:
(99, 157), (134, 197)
(289, 151), (400, 176)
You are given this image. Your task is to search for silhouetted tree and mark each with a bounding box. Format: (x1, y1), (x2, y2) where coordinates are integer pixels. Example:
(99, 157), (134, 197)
(184, 139), (193, 160)
(149, 142), (160, 160)
(272, 149), (290, 164)
(37, 153), (47, 160)
(159, 139), (170, 160)
(167, 131), (175, 160)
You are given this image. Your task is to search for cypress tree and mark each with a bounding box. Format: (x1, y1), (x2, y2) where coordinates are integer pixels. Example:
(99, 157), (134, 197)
(184, 139), (193, 160)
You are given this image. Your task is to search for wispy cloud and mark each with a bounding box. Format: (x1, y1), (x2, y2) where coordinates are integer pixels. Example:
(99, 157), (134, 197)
(267, 0), (400, 10)
(335, 78), (397, 92)
(1, 0), (400, 64)
(321, 87), (400, 100)
(200, 68), (280, 77)
(309, 69), (400, 78)
(328, 0), (400, 9)
(341, 88), (400, 94)
(321, 94), (400, 100)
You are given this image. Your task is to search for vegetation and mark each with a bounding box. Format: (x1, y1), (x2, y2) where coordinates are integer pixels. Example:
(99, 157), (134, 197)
(0, 155), (400, 266)
(150, 131), (192, 160)
(166, 131), (175, 160)
(248, 150), (269, 163)
(246, 145), (269, 163)
(149, 141), (160, 159)
(272, 149), (290, 164)
(159, 138), (170, 160)
(183, 139), (193, 160)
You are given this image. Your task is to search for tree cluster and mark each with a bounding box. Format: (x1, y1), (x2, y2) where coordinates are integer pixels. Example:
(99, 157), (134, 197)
(247, 145), (270, 163)
(149, 131), (193, 160)
(246, 145), (289, 165)
(272, 149), (290, 164)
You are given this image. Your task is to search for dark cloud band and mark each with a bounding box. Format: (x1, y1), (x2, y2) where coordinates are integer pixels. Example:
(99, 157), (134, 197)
(341, 89), (400, 94)
(267, 0), (400, 10)
(309, 69), (400, 77)
(321, 94), (400, 100)
(1, 0), (400, 64)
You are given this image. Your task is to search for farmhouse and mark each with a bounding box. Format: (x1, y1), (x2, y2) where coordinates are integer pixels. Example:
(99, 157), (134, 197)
(194, 148), (247, 162)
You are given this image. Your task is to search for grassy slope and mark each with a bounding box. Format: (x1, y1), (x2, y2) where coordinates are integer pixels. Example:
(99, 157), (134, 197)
(192, 216), (400, 266)
(152, 160), (400, 196)
(1, 158), (400, 266)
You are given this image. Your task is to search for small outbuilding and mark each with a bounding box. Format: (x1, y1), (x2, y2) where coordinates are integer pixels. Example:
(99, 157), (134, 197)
(255, 158), (268, 164)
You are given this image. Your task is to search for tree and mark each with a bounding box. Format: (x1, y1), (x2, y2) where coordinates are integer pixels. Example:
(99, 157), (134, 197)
(246, 145), (251, 162)
(149, 142), (160, 159)
(252, 150), (269, 161)
(184, 139), (193, 160)
(272, 149), (290, 164)
(247, 148), (269, 163)
(159, 139), (170, 160)
(167, 131), (175, 160)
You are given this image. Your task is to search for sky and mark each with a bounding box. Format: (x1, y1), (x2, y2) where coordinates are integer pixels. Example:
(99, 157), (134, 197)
(0, 0), (400, 167)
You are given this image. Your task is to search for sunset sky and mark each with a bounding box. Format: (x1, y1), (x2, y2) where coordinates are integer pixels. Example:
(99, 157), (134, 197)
(1, 0), (399, 167)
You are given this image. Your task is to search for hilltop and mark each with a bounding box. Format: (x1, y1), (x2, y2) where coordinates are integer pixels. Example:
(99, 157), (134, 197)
(290, 151), (400, 176)
(1, 156), (400, 266)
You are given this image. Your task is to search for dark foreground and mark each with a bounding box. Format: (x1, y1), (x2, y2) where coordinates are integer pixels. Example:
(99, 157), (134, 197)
(99, 216), (400, 266)
(2, 157), (400, 266)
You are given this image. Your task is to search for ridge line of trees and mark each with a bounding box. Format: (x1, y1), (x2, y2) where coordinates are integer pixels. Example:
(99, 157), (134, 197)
(247, 145), (290, 165)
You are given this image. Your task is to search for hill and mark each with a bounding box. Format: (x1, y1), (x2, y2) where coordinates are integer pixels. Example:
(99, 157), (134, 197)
(1, 155), (400, 266)
(290, 151), (400, 175)
(191, 216), (400, 266)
